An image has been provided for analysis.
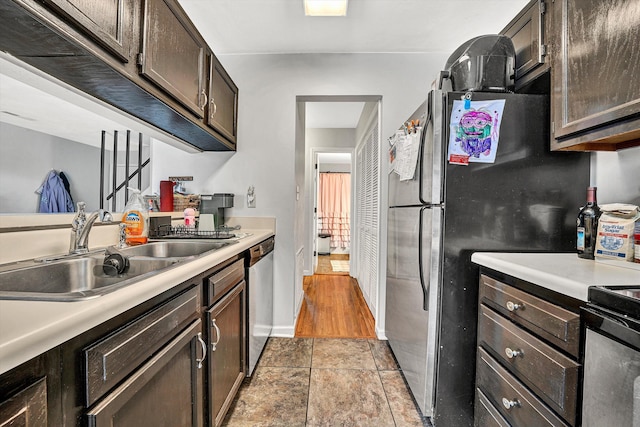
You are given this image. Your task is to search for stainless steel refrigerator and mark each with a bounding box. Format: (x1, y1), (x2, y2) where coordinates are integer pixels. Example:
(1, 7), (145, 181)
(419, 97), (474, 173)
(386, 89), (590, 426)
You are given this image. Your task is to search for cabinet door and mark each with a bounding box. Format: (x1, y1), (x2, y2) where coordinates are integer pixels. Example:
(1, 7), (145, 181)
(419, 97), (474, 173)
(207, 54), (238, 145)
(86, 320), (205, 427)
(43, 0), (135, 62)
(0, 378), (47, 427)
(550, 0), (640, 150)
(501, 0), (547, 90)
(207, 281), (246, 427)
(141, 0), (206, 118)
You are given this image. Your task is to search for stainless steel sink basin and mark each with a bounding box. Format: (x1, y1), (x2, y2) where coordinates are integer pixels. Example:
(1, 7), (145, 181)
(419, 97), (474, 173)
(117, 241), (235, 258)
(0, 256), (179, 301)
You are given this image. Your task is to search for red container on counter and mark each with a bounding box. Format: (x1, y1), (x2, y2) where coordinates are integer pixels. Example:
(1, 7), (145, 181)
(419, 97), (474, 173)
(160, 180), (174, 212)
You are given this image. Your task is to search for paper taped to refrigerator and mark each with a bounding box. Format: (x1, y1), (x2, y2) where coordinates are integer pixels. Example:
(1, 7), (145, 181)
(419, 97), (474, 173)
(390, 127), (422, 181)
(447, 99), (505, 164)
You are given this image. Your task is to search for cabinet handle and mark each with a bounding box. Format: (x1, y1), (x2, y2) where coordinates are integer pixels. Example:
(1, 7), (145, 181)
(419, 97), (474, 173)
(211, 318), (221, 351)
(199, 89), (208, 111)
(502, 397), (520, 410)
(506, 301), (523, 312)
(505, 347), (523, 359)
(195, 332), (207, 369)
(210, 98), (217, 117)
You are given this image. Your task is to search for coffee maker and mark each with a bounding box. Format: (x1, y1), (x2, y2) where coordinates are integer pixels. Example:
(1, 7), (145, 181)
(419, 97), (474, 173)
(199, 193), (234, 230)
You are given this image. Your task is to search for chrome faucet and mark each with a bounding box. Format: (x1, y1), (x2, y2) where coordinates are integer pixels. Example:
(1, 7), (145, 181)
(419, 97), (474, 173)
(69, 202), (113, 254)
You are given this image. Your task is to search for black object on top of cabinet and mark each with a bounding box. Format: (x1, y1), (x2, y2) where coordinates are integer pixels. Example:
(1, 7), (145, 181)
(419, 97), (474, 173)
(501, 0), (548, 92)
(0, 0), (236, 152)
(548, 0), (640, 151)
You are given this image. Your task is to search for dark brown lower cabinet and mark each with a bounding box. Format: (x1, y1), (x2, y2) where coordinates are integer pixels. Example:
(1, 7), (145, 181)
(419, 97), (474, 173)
(0, 378), (47, 426)
(475, 273), (582, 427)
(207, 281), (246, 427)
(86, 320), (205, 427)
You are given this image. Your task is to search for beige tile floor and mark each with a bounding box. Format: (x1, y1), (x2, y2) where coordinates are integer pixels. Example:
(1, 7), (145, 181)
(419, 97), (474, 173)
(222, 338), (430, 427)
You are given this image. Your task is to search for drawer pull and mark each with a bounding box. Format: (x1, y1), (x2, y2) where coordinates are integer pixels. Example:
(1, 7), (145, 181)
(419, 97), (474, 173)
(506, 301), (523, 312)
(505, 347), (523, 359)
(195, 332), (207, 369)
(502, 397), (520, 410)
(211, 318), (221, 351)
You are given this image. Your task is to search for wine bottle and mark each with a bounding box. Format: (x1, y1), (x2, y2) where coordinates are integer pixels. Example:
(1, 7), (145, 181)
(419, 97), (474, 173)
(577, 187), (601, 259)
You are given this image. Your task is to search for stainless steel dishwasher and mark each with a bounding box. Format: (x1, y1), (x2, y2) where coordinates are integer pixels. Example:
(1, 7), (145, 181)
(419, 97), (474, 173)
(246, 236), (274, 376)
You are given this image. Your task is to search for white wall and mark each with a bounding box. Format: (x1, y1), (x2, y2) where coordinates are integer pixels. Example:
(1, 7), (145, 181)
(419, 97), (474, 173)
(591, 146), (640, 205)
(150, 53), (449, 335)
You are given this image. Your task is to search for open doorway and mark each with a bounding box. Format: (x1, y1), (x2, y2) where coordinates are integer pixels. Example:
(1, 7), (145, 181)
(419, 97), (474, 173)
(294, 95), (382, 338)
(314, 151), (352, 275)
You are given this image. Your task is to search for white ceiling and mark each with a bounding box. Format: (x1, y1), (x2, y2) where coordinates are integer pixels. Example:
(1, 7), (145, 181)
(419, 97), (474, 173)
(0, 0), (530, 142)
(179, 0), (529, 55)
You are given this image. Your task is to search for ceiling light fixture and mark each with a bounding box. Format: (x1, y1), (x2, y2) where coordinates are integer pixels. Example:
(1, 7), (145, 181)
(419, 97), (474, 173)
(304, 0), (348, 16)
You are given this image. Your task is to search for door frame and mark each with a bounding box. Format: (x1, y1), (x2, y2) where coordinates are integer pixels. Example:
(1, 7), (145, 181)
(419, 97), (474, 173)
(309, 147), (355, 275)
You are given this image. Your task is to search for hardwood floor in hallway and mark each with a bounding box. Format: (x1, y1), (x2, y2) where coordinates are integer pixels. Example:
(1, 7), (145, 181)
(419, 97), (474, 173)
(295, 272), (376, 339)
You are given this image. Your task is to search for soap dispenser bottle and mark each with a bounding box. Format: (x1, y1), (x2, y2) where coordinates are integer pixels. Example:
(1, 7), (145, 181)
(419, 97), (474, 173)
(122, 188), (149, 246)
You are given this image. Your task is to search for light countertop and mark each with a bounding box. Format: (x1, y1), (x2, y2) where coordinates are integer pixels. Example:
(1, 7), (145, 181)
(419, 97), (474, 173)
(471, 252), (640, 302)
(0, 229), (274, 375)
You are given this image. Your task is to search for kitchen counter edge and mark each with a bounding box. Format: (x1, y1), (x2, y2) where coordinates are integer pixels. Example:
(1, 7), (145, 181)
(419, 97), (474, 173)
(471, 252), (640, 302)
(0, 229), (274, 375)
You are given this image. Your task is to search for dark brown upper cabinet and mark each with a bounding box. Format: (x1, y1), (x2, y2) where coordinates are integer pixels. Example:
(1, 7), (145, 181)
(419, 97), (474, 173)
(207, 54), (238, 146)
(501, 0), (549, 92)
(549, 0), (640, 151)
(140, 0), (207, 119)
(42, 0), (135, 63)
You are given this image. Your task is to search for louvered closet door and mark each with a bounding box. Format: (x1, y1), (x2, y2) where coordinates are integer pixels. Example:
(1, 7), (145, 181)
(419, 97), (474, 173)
(355, 123), (379, 316)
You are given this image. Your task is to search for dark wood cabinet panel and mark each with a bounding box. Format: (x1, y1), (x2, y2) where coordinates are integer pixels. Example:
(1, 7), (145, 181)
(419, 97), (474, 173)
(549, 0), (640, 150)
(84, 286), (201, 406)
(86, 320), (205, 427)
(476, 347), (570, 427)
(479, 274), (580, 357)
(478, 305), (579, 423)
(475, 270), (582, 427)
(0, 350), (62, 427)
(207, 281), (246, 427)
(0, 378), (47, 427)
(501, 0), (548, 91)
(43, 0), (135, 62)
(207, 54), (238, 146)
(141, 0), (206, 118)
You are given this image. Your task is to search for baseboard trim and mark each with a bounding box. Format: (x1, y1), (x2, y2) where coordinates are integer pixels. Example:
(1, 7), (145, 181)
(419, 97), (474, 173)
(270, 326), (295, 338)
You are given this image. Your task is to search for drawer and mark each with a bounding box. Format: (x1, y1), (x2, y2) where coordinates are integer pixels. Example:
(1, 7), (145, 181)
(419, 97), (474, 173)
(478, 305), (579, 424)
(479, 274), (580, 357)
(475, 387), (511, 427)
(84, 286), (201, 406)
(476, 347), (570, 427)
(207, 258), (244, 306)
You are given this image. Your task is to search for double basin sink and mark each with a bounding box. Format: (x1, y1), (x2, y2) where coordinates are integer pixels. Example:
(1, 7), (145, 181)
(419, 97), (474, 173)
(0, 241), (236, 302)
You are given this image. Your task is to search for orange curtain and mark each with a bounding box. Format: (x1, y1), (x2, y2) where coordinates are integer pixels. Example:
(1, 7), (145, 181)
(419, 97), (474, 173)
(318, 173), (350, 248)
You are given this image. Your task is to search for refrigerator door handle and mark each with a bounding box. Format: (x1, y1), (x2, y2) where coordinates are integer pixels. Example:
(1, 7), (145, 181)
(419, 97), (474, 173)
(418, 91), (433, 206)
(418, 206), (429, 311)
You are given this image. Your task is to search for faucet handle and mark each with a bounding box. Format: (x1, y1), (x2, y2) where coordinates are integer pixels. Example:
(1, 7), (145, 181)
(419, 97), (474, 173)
(117, 223), (128, 248)
(100, 210), (113, 223)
